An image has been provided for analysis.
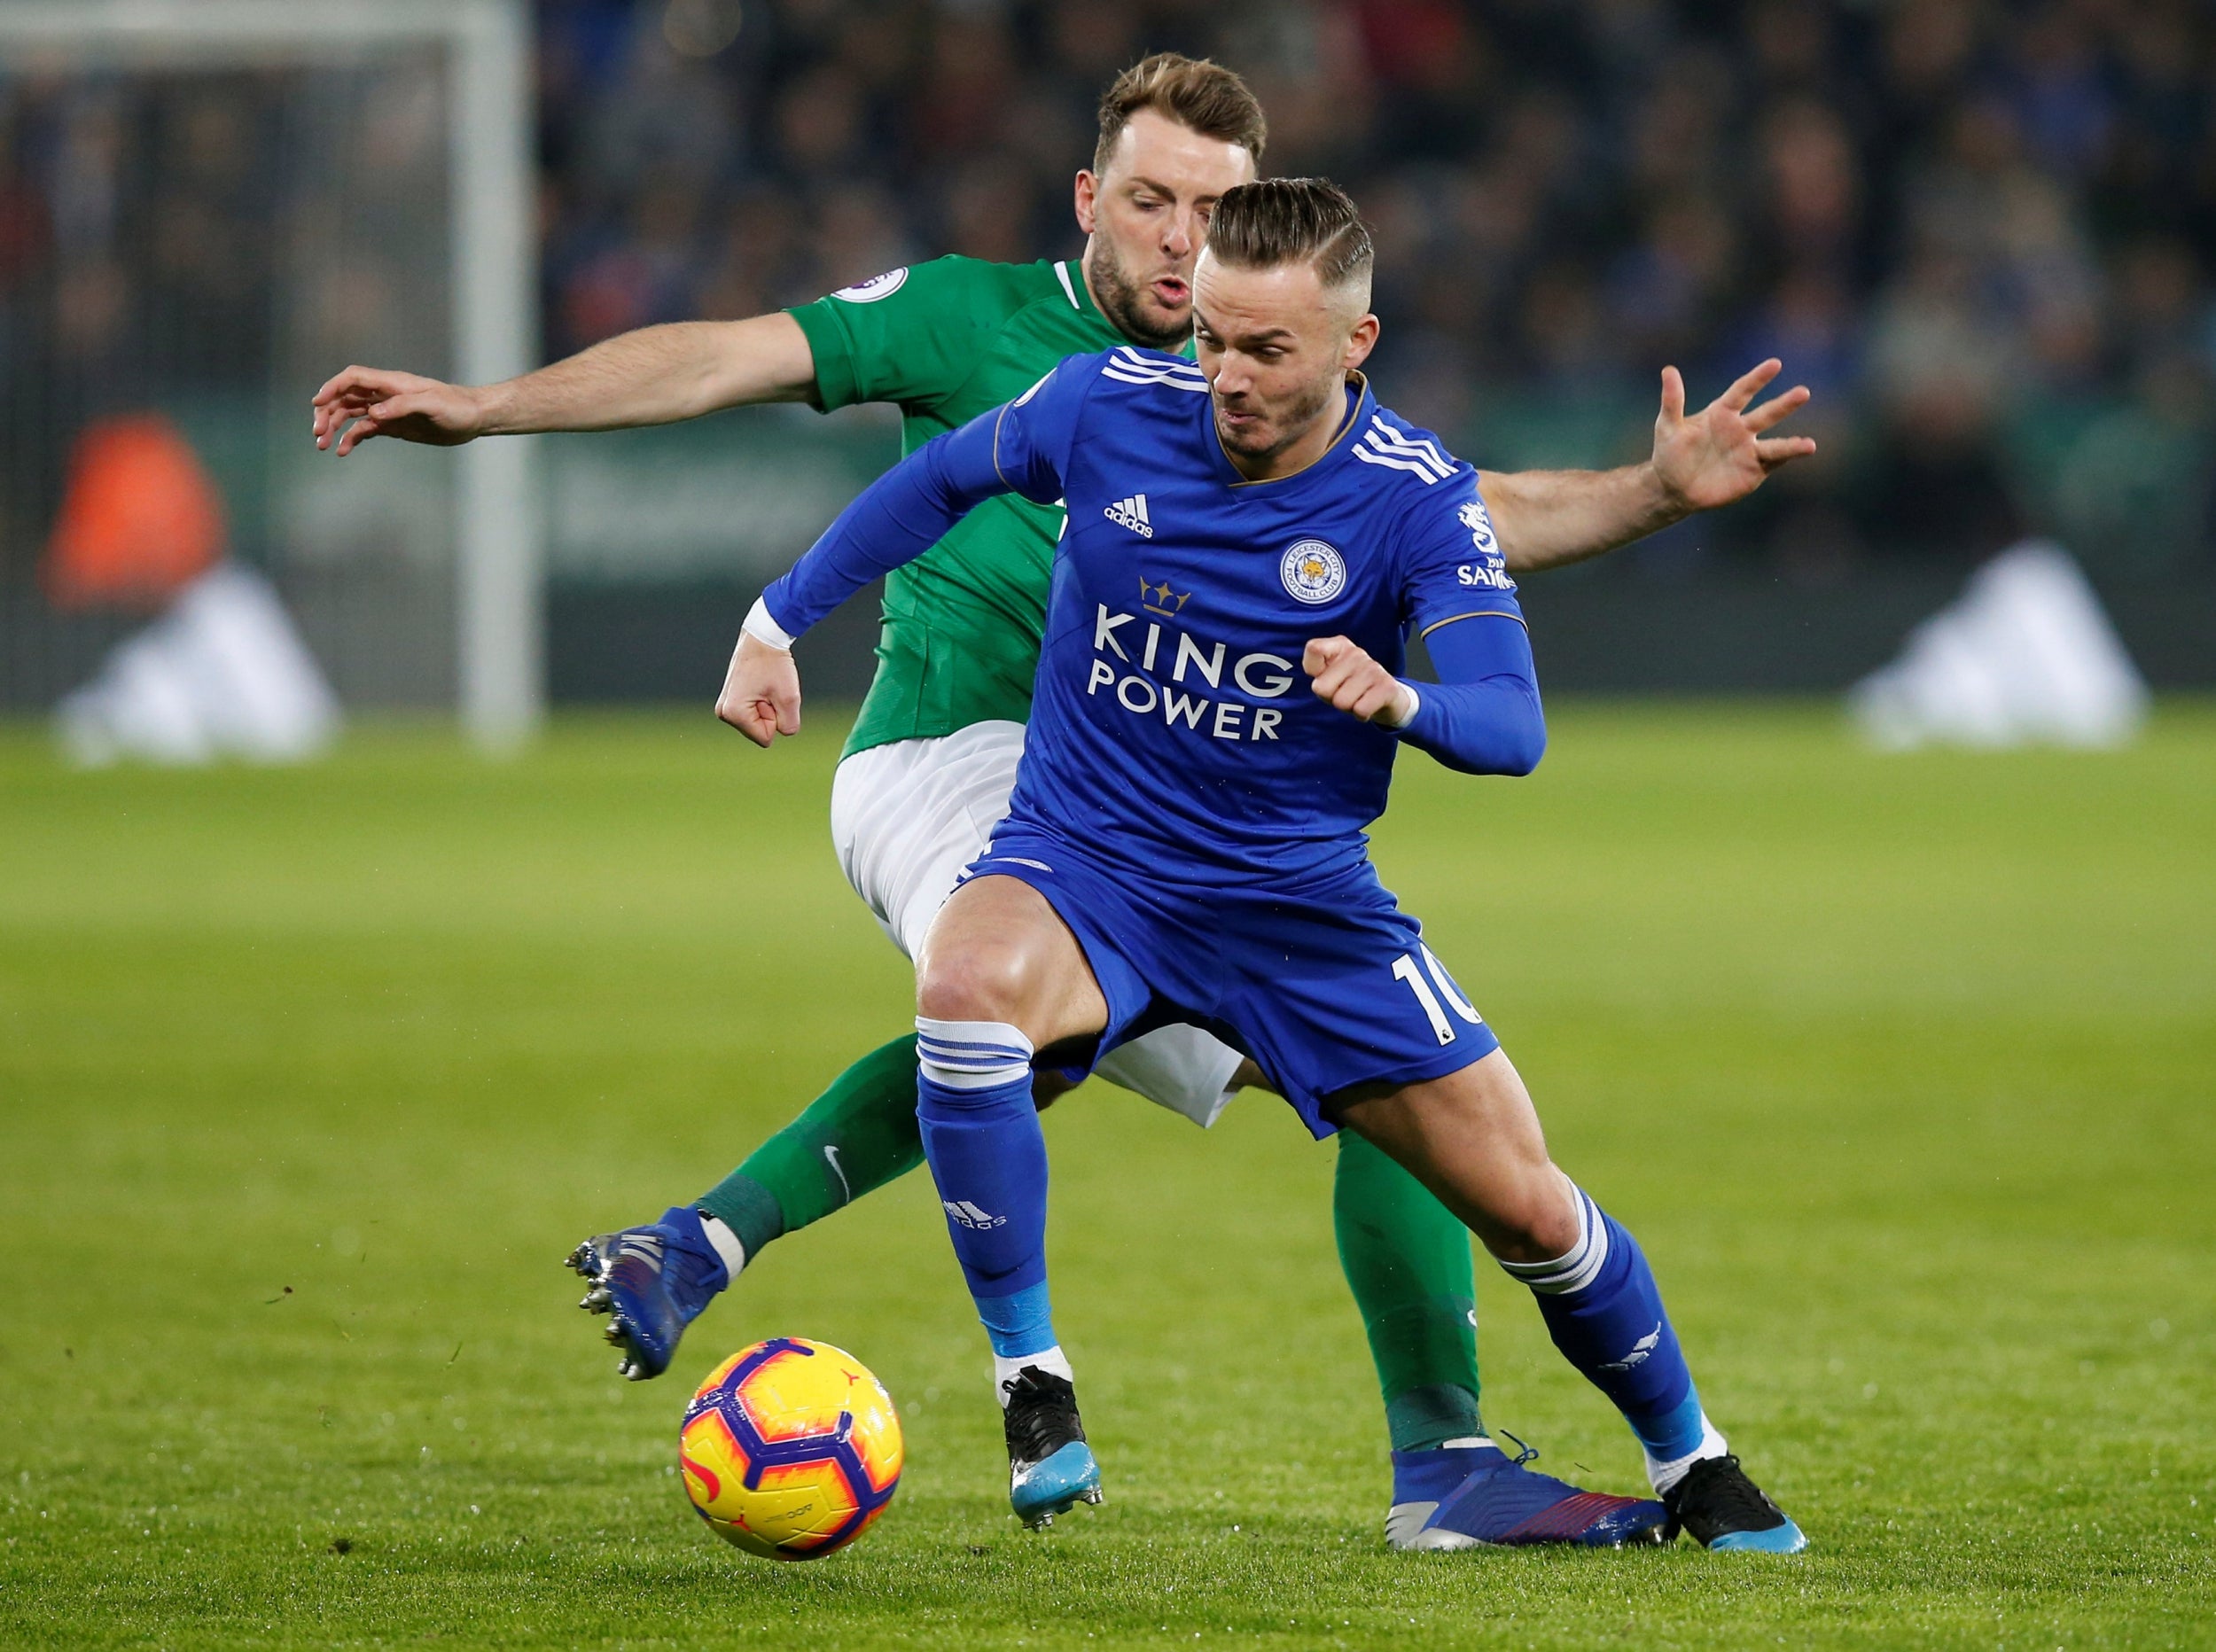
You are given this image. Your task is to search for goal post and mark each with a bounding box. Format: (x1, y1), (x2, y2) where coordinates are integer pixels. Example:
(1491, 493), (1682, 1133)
(0, 0), (543, 749)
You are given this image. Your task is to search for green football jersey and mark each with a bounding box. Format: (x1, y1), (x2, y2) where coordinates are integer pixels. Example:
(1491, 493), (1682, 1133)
(788, 254), (1156, 758)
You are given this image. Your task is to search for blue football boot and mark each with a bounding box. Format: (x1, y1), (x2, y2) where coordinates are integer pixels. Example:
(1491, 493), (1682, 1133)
(1385, 1438), (1672, 1549)
(566, 1206), (729, 1381)
(1661, 1454), (1807, 1553)
(1001, 1366), (1104, 1529)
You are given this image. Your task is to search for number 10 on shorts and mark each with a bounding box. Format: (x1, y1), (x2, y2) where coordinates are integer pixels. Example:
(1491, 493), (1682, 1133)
(1391, 945), (1485, 1045)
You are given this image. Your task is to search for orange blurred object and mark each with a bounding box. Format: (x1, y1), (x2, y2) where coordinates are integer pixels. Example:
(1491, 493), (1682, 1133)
(42, 412), (226, 609)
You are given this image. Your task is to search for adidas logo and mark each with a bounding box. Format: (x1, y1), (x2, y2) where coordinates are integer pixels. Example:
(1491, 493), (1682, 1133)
(941, 1199), (1007, 1230)
(1597, 1321), (1662, 1372)
(1104, 494), (1153, 538)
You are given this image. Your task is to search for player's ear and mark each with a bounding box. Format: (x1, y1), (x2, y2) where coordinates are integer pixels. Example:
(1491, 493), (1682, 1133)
(1344, 312), (1380, 371)
(1073, 169), (1099, 236)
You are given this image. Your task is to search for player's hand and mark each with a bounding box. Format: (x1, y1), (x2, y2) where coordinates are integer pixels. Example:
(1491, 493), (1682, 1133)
(311, 366), (487, 455)
(1650, 359), (1816, 514)
(715, 632), (802, 747)
(1304, 636), (1416, 729)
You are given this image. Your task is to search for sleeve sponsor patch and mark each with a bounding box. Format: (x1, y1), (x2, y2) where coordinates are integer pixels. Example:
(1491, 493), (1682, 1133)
(1455, 499), (1512, 589)
(831, 268), (909, 303)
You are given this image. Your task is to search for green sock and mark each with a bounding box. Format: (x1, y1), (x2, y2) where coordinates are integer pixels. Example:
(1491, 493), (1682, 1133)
(1332, 1129), (1486, 1452)
(698, 1034), (925, 1265)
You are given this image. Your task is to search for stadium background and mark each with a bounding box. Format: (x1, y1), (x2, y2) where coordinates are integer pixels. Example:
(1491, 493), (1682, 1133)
(2, 0), (2213, 707)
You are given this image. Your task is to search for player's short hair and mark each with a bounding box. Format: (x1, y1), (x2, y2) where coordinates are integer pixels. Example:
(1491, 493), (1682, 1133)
(1206, 178), (1375, 292)
(1094, 53), (1267, 176)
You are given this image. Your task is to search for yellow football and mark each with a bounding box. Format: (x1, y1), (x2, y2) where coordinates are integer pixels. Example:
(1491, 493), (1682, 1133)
(678, 1338), (903, 1560)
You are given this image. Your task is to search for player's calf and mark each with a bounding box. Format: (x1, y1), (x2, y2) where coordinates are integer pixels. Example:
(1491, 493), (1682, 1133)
(911, 1017), (1100, 1526)
(1338, 1057), (1805, 1553)
(566, 1204), (743, 1380)
(1494, 1188), (1806, 1552)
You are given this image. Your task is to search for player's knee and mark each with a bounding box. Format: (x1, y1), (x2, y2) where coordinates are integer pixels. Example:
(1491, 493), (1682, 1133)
(1484, 1166), (1582, 1264)
(915, 943), (1032, 1025)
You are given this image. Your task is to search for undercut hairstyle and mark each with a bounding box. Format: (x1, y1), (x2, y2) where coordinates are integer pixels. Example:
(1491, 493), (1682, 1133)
(1094, 53), (1267, 175)
(1206, 178), (1375, 291)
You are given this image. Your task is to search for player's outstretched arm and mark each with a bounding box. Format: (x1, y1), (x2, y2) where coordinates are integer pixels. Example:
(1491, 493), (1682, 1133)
(311, 315), (816, 456)
(715, 391), (1059, 742)
(1479, 358), (1816, 573)
(737, 359), (1081, 676)
(715, 355), (1084, 744)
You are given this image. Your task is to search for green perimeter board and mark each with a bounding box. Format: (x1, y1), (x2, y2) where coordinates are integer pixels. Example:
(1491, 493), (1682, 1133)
(1, 704), (2211, 1649)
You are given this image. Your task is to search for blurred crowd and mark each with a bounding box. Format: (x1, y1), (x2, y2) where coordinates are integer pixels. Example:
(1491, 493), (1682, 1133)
(2, 3), (2212, 588)
(0, 59), (452, 572)
(542, 0), (2216, 575)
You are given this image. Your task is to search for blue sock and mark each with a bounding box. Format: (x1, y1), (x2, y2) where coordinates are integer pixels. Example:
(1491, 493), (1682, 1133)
(977, 1282), (1057, 1359)
(1500, 1187), (1708, 1466)
(914, 1017), (1057, 1351)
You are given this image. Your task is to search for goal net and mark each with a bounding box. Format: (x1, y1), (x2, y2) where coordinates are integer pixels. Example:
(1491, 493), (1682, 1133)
(0, 0), (539, 747)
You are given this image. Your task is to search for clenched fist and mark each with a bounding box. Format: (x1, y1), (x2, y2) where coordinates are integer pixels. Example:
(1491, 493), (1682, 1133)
(1303, 636), (1416, 729)
(715, 631), (803, 746)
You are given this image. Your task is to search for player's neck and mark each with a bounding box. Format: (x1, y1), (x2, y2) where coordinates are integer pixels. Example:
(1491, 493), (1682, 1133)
(1229, 378), (1361, 483)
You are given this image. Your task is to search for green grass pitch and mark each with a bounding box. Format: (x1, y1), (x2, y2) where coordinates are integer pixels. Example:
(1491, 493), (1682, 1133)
(3, 702), (2212, 1650)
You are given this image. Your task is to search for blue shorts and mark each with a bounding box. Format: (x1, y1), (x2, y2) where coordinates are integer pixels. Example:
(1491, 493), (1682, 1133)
(966, 822), (1500, 1137)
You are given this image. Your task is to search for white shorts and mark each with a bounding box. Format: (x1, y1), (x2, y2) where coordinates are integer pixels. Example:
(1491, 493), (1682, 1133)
(829, 719), (1245, 1127)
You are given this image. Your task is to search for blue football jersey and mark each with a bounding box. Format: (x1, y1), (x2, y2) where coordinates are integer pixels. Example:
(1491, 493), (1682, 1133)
(981, 347), (1522, 883)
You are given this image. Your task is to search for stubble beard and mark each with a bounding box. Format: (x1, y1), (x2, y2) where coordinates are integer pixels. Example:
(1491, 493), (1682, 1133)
(1213, 369), (1340, 467)
(1087, 237), (1189, 351)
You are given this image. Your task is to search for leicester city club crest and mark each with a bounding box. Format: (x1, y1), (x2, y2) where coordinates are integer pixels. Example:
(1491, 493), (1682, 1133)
(1280, 540), (1346, 604)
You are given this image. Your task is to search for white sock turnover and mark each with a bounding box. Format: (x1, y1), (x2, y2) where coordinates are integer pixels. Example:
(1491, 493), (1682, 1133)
(698, 1212), (748, 1280)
